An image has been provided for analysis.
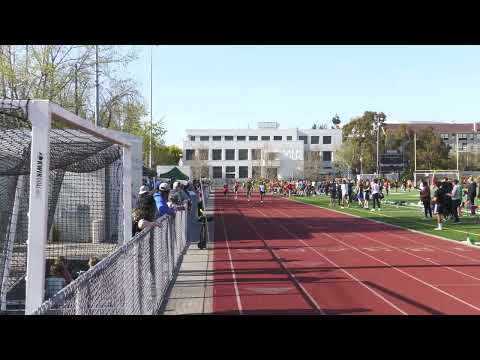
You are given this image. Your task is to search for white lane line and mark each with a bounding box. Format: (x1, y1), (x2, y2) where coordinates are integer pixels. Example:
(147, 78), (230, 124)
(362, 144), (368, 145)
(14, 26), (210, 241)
(254, 207), (407, 315)
(354, 232), (480, 283)
(288, 205), (480, 283)
(219, 209), (243, 314)
(276, 207), (480, 313)
(234, 205), (325, 315)
(288, 197), (480, 251)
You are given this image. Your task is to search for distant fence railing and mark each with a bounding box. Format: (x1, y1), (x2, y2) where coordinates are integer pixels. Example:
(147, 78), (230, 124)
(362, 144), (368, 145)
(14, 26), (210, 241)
(33, 202), (191, 315)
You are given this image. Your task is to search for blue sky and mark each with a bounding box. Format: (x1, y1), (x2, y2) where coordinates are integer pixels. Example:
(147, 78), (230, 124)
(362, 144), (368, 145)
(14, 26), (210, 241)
(125, 45), (480, 146)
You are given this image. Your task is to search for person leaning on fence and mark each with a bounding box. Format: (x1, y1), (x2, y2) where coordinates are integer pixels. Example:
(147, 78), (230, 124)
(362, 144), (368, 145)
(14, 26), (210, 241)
(132, 185), (156, 235)
(45, 262), (67, 299)
(154, 183), (177, 218)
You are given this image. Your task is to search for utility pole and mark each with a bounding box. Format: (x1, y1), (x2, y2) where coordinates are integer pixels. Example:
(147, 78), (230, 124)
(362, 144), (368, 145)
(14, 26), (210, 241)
(149, 46), (153, 169)
(456, 133), (459, 171)
(376, 113), (380, 175)
(95, 45), (100, 127)
(414, 132), (417, 172)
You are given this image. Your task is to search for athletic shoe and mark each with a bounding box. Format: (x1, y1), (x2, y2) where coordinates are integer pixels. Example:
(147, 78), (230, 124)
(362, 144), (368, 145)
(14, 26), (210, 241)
(371, 209), (376, 212)
(261, 201), (263, 203)
(453, 221), (461, 224)
(341, 206), (344, 209)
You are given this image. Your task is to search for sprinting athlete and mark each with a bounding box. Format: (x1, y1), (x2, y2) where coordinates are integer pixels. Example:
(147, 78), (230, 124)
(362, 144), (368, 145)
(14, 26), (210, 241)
(246, 179), (253, 202)
(233, 181), (240, 199)
(259, 182), (266, 203)
(223, 182), (228, 200)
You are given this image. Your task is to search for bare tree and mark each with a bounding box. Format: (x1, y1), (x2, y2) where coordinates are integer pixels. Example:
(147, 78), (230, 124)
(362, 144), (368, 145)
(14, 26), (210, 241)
(303, 151), (323, 180)
(191, 145), (209, 180)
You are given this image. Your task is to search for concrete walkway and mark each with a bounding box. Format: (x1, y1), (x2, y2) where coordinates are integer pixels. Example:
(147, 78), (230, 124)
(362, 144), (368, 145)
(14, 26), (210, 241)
(160, 190), (216, 315)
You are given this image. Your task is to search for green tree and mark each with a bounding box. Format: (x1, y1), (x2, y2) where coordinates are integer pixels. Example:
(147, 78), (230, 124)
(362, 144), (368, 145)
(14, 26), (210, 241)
(332, 114), (341, 129)
(341, 111), (386, 174)
(0, 45), (168, 163)
(312, 123), (317, 129)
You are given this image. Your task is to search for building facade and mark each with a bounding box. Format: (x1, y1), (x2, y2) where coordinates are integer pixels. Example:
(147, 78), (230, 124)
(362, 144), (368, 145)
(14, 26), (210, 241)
(182, 122), (342, 180)
(385, 122), (480, 152)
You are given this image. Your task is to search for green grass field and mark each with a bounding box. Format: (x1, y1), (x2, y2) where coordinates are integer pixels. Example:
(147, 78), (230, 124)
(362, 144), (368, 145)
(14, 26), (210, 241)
(292, 191), (480, 244)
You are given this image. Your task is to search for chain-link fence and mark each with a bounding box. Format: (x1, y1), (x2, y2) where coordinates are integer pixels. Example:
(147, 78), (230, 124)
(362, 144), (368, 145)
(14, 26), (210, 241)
(33, 204), (190, 315)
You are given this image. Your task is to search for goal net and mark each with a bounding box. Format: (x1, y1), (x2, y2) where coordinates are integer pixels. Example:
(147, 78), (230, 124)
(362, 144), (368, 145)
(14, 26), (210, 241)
(414, 170), (460, 187)
(0, 99), (132, 314)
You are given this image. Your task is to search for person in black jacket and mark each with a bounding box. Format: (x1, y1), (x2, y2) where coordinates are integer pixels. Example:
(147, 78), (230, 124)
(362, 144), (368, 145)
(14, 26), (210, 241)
(433, 181), (446, 230)
(442, 177), (453, 219)
(132, 185), (157, 235)
(420, 181), (432, 219)
(467, 177), (477, 215)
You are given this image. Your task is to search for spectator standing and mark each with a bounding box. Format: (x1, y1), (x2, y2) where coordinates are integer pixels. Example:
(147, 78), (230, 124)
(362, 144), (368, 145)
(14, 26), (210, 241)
(371, 179), (381, 212)
(433, 181), (446, 230)
(420, 180), (432, 219)
(467, 177), (478, 215)
(451, 179), (462, 224)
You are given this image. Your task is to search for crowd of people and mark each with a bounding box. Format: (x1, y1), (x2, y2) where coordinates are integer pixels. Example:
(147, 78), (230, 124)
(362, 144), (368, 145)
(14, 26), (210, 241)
(219, 175), (480, 232)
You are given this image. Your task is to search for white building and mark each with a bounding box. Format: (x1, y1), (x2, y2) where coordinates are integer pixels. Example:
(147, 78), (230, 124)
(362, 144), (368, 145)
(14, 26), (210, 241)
(182, 122), (342, 180)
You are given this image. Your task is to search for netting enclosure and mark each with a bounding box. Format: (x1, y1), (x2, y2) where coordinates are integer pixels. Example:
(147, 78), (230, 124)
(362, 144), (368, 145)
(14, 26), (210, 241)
(0, 100), (132, 314)
(414, 171), (460, 187)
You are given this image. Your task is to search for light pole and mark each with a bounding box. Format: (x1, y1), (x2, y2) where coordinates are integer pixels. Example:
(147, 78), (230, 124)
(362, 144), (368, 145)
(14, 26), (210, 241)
(374, 112), (386, 176)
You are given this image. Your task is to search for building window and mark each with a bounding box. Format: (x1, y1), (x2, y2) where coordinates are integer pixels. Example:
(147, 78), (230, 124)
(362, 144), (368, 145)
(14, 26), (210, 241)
(225, 166), (236, 179)
(274, 136), (282, 141)
(287, 136), (292, 141)
(198, 149), (209, 160)
(251, 149), (261, 160)
(239, 166), (248, 179)
(441, 133), (449, 141)
(190, 136), (196, 141)
(237, 136), (246, 141)
(212, 149), (222, 160)
(261, 136), (270, 141)
(322, 151), (332, 162)
(212, 167), (222, 179)
(249, 136), (258, 141)
(459, 134), (467, 140)
(225, 136), (234, 141)
(323, 136), (332, 144)
(225, 149), (235, 160)
(200, 136), (209, 141)
(238, 149), (248, 160)
(310, 136), (319, 144)
(185, 149), (194, 160)
(212, 136), (221, 141)
(299, 136), (307, 144)
(470, 134), (475, 141)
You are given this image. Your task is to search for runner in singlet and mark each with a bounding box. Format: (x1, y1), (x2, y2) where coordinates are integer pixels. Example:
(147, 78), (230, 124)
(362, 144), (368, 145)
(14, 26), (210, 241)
(259, 182), (266, 203)
(234, 181), (240, 199)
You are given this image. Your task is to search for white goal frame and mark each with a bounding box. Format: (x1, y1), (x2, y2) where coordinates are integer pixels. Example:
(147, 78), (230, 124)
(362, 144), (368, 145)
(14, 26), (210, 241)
(0, 100), (132, 314)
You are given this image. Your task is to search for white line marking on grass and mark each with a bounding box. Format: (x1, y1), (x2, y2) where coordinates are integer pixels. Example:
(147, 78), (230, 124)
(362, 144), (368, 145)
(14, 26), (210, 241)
(220, 210), (243, 314)
(254, 207), (407, 315)
(276, 206), (480, 313)
(288, 197), (480, 253)
(233, 205), (325, 315)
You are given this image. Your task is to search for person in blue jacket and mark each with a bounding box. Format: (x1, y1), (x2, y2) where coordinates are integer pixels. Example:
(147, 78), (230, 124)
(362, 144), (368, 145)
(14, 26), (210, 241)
(154, 182), (176, 218)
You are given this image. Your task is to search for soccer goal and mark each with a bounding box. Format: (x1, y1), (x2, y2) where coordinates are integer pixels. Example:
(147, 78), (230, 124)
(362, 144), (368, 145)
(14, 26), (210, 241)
(414, 170), (460, 187)
(0, 99), (132, 314)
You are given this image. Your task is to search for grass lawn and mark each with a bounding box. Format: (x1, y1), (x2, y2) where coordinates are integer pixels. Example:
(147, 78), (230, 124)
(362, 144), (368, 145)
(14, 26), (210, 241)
(292, 193), (480, 244)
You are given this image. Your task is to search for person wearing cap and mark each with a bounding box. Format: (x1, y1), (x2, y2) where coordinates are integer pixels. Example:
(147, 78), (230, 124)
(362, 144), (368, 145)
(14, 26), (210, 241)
(154, 182), (176, 218)
(132, 185), (156, 235)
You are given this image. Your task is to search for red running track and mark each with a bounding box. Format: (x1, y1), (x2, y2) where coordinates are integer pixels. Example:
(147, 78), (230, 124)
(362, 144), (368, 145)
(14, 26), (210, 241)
(212, 191), (480, 315)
